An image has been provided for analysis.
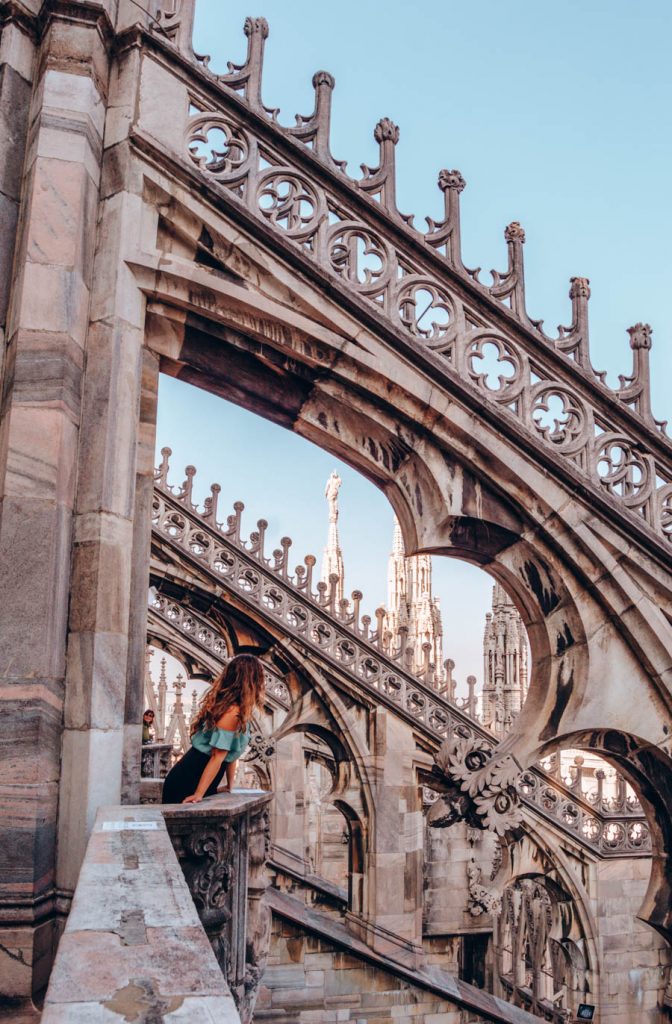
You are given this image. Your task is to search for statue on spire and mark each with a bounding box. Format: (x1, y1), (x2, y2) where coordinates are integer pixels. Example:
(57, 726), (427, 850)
(321, 471), (345, 607)
(325, 470), (342, 523)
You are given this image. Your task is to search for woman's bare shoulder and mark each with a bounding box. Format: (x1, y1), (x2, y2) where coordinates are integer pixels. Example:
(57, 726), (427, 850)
(215, 705), (241, 731)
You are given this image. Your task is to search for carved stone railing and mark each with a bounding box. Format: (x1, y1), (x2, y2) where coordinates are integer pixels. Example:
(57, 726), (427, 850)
(164, 792), (273, 1024)
(145, 14), (670, 548)
(151, 454), (650, 857)
(140, 741), (173, 778)
(147, 595), (292, 711)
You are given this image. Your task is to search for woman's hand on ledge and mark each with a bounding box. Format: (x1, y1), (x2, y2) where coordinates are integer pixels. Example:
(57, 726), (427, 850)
(182, 793), (203, 804)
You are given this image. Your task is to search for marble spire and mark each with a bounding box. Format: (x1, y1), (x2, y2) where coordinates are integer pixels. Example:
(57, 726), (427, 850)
(481, 583), (529, 735)
(384, 516), (444, 684)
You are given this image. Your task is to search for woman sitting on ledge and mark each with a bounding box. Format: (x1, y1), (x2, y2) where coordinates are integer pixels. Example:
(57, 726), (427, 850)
(162, 653), (265, 804)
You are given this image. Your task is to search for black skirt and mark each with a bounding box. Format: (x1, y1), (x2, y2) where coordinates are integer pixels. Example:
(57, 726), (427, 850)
(161, 746), (227, 804)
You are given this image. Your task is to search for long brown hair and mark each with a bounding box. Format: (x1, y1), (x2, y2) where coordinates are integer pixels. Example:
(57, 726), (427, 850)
(191, 654), (265, 735)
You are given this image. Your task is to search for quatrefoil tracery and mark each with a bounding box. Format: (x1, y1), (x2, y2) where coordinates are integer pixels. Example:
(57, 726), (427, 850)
(531, 385), (588, 452)
(257, 169), (323, 238)
(397, 279), (454, 340)
(327, 223), (393, 294)
(467, 336), (522, 397)
(187, 115), (251, 180)
(596, 434), (651, 501)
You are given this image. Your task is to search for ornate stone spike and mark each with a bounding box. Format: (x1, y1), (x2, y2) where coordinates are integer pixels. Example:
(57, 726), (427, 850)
(303, 554), (316, 597)
(351, 590), (363, 634)
(155, 446), (172, 486)
(203, 482), (220, 524)
(227, 501), (245, 545)
(555, 277), (592, 367)
(490, 222), (527, 320)
(278, 536), (291, 579)
(618, 323), (653, 420)
(243, 17), (269, 111)
(327, 572), (340, 613)
(373, 606), (387, 649)
(426, 169), (466, 266)
(218, 16), (270, 111)
(444, 658), (456, 701)
(178, 465), (196, 505)
(311, 71), (335, 159)
(359, 119), (400, 217)
(249, 519), (268, 562)
(290, 70), (337, 164)
(467, 674), (477, 718)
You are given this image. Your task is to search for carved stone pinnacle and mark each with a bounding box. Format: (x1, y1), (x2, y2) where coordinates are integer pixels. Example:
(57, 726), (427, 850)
(374, 118), (400, 145)
(504, 221), (525, 244)
(627, 323), (652, 350)
(244, 16), (269, 38)
(312, 70), (335, 89)
(569, 276), (591, 300)
(438, 168), (466, 193)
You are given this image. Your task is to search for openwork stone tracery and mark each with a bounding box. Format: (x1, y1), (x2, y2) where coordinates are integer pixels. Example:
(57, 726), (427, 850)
(164, 16), (672, 544)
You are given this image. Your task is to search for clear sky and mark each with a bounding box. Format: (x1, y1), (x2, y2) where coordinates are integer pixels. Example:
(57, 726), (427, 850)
(155, 0), (672, 695)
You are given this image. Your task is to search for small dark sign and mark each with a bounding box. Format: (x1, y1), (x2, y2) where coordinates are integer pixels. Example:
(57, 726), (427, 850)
(577, 1006), (595, 1021)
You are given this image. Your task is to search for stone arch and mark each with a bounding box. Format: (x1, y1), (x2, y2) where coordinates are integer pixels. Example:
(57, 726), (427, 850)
(141, 271), (672, 765)
(538, 728), (672, 940)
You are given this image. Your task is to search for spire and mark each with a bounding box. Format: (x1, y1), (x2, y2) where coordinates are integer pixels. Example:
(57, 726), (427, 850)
(384, 516), (445, 685)
(482, 584), (529, 736)
(320, 471), (345, 606)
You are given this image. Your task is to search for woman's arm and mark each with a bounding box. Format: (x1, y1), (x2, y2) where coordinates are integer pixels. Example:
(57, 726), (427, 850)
(225, 760), (237, 791)
(182, 705), (241, 803)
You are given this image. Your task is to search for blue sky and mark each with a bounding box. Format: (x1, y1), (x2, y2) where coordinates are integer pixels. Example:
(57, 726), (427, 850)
(156, 0), (672, 692)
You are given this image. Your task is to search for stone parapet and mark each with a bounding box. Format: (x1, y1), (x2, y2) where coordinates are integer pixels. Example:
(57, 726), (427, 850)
(42, 793), (273, 1023)
(41, 803), (240, 1022)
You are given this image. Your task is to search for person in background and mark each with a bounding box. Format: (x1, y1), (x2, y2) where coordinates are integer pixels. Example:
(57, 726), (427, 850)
(161, 654), (264, 804)
(142, 709), (155, 744)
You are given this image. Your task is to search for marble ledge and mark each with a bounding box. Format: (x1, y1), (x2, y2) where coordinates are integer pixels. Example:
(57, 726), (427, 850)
(39, 798), (266, 1023)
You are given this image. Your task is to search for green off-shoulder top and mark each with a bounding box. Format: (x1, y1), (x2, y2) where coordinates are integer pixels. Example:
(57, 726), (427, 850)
(191, 722), (251, 763)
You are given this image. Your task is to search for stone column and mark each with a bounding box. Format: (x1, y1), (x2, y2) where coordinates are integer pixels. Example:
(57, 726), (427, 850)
(0, 6), (35, 345)
(347, 707), (425, 966)
(55, 27), (151, 892)
(0, 3), (115, 1000)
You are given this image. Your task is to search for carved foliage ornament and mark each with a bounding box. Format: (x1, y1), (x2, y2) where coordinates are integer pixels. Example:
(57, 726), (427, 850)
(432, 733), (523, 836)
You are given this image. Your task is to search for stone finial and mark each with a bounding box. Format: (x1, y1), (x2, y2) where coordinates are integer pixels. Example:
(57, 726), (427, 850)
(627, 322), (652, 350)
(374, 117), (400, 144)
(312, 70), (335, 89)
(244, 16), (269, 38)
(569, 276), (591, 299)
(504, 221), (525, 244)
(438, 168), (466, 193)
